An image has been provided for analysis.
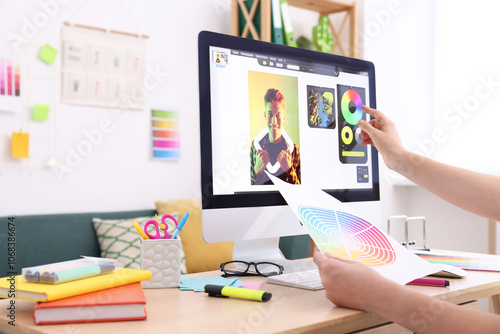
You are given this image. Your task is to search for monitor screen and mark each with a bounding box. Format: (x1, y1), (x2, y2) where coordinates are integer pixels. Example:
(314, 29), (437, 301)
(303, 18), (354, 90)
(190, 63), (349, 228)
(198, 31), (379, 267)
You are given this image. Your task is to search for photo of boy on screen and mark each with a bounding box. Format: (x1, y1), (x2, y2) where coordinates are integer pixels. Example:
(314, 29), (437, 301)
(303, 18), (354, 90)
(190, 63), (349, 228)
(250, 87), (301, 185)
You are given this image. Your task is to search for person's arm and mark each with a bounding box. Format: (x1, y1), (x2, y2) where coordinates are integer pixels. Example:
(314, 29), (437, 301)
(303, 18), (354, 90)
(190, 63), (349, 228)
(358, 105), (500, 221)
(313, 250), (500, 333)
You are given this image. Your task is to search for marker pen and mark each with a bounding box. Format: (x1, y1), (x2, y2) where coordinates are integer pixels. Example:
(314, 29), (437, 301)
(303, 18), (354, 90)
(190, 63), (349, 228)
(55, 262), (115, 283)
(170, 212), (189, 239)
(408, 278), (449, 287)
(204, 284), (272, 302)
(133, 220), (149, 239)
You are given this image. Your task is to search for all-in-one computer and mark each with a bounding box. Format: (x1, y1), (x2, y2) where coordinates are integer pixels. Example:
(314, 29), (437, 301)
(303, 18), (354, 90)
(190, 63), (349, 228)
(198, 31), (379, 272)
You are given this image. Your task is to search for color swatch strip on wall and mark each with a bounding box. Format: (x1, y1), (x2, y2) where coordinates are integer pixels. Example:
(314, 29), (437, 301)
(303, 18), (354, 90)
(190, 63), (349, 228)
(151, 109), (180, 160)
(0, 58), (20, 97)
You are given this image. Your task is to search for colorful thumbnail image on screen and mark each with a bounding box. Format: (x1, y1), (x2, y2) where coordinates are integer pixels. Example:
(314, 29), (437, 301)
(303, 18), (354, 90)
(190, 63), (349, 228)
(307, 85), (336, 129)
(337, 84), (367, 164)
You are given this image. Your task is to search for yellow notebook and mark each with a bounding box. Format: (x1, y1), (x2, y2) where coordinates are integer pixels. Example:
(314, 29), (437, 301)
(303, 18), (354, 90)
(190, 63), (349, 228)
(0, 268), (152, 302)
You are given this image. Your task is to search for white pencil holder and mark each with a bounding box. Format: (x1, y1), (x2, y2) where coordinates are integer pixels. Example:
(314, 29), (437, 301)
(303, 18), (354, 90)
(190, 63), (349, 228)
(140, 238), (182, 288)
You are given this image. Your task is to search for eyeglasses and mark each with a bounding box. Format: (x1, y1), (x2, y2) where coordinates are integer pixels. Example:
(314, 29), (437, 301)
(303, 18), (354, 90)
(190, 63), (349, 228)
(220, 261), (284, 278)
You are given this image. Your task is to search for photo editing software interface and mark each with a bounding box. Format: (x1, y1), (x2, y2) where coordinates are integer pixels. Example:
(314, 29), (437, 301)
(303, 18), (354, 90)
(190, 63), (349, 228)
(209, 46), (376, 197)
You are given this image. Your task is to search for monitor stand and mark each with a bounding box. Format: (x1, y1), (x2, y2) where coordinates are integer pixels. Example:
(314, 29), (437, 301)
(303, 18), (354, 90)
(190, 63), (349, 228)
(232, 237), (318, 274)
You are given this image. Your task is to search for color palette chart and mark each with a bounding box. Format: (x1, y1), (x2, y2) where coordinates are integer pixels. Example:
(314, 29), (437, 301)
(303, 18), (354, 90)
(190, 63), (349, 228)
(268, 173), (440, 285)
(151, 109), (181, 160)
(0, 58), (20, 97)
(0, 55), (23, 112)
(299, 206), (396, 266)
(414, 250), (500, 272)
(337, 85), (367, 164)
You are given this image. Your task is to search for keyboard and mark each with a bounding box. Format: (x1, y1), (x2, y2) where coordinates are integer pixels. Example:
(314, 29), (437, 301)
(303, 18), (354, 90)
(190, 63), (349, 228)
(266, 269), (324, 290)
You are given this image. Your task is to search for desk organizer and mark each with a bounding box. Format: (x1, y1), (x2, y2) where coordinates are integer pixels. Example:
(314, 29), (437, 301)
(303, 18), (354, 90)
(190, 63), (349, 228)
(140, 238), (181, 288)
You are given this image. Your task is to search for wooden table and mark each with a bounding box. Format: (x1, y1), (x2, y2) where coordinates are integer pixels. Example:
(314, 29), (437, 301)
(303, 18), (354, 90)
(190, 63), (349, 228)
(1, 269), (500, 334)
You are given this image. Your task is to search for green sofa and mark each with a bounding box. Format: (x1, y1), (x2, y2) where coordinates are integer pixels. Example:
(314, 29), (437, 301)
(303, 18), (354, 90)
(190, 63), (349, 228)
(0, 210), (309, 278)
(0, 210), (156, 278)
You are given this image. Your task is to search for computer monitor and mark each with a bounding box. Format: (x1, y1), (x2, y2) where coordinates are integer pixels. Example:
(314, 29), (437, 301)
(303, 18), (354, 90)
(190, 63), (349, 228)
(198, 31), (380, 272)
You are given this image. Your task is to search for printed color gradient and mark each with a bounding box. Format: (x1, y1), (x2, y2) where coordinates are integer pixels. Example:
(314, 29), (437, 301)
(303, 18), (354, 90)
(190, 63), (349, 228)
(151, 109), (181, 160)
(298, 205), (396, 266)
(416, 254), (500, 271)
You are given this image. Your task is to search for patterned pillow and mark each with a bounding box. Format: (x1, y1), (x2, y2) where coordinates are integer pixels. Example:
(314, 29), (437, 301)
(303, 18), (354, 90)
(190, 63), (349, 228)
(92, 214), (187, 274)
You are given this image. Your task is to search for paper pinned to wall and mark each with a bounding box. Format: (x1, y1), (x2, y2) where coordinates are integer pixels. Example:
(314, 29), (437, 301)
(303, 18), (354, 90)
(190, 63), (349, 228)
(38, 44), (58, 65)
(60, 25), (147, 110)
(268, 173), (440, 285)
(12, 131), (29, 158)
(32, 104), (50, 121)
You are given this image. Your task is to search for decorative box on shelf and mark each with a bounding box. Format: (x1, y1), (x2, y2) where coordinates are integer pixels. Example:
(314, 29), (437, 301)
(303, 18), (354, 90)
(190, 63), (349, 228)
(230, 0), (358, 57)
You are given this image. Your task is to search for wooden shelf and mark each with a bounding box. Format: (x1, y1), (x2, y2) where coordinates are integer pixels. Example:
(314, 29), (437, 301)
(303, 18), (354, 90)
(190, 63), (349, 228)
(231, 0), (358, 58)
(287, 0), (353, 14)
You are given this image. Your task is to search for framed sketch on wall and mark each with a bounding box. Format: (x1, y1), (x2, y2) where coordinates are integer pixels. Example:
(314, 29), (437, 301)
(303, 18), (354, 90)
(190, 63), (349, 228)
(61, 24), (147, 110)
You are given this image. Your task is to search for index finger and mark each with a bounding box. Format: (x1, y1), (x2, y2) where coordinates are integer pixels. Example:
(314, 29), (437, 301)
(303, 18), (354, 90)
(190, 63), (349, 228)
(361, 105), (387, 122)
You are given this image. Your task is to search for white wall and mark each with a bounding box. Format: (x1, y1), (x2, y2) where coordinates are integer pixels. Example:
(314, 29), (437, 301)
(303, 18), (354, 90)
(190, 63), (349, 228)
(0, 0), (360, 217)
(1, 0), (494, 255)
(434, 1), (500, 173)
(0, 0), (231, 216)
(363, 0), (491, 254)
(362, 0), (435, 231)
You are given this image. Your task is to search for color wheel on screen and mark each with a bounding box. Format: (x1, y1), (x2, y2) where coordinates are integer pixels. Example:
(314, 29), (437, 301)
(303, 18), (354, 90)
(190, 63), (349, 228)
(340, 89), (363, 125)
(298, 205), (396, 266)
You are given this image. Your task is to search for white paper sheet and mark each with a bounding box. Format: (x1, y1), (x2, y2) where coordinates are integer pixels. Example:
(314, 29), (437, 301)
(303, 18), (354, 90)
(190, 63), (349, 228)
(268, 173), (441, 285)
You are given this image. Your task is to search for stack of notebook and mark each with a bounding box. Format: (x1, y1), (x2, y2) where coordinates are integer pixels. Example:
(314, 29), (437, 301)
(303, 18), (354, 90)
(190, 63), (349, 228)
(0, 267), (152, 325)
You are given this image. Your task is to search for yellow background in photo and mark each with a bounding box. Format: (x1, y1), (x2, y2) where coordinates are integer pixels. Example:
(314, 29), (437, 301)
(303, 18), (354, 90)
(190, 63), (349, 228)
(248, 71), (300, 147)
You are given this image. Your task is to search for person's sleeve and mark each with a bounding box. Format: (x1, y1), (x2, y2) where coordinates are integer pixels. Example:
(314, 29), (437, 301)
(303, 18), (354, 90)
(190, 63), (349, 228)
(250, 142), (257, 185)
(284, 144), (301, 184)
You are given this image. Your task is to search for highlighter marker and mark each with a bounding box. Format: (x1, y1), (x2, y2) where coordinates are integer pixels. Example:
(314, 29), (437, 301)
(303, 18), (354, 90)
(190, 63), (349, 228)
(55, 263), (115, 283)
(204, 284), (272, 302)
(133, 220), (149, 239)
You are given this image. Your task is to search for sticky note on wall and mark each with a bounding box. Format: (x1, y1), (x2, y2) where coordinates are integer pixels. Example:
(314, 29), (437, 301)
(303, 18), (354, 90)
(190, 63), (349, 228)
(33, 104), (50, 120)
(39, 44), (58, 64)
(12, 131), (29, 158)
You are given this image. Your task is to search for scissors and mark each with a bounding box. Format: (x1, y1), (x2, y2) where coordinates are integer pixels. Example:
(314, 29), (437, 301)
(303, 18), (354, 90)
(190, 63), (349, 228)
(143, 214), (179, 239)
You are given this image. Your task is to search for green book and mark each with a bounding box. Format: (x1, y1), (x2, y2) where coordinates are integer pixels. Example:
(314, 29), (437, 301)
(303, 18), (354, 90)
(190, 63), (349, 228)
(271, 0), (284, 44)
(280, 0), (297, 47)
